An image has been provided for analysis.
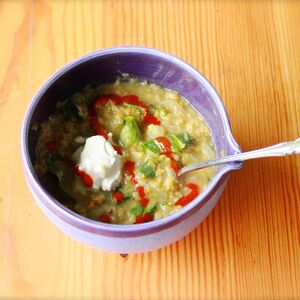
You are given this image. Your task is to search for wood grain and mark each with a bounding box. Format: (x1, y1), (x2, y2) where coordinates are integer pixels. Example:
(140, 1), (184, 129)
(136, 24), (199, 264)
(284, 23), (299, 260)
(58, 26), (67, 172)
(0, 0), (299, 299)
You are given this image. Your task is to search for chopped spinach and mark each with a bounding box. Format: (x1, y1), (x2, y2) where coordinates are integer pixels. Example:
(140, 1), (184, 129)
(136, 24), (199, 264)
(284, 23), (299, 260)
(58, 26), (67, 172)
(46, 154), (64, 183)
(57, 96), (82, 121)
(46, 154), (76, 205)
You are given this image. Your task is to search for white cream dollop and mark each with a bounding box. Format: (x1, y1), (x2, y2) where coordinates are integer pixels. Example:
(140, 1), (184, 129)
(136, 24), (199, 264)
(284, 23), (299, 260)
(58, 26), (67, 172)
(76, 135), (122, 191)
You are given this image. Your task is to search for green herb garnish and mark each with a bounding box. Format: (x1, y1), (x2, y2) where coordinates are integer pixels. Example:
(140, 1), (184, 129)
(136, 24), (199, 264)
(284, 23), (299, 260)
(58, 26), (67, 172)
(167, 133), (192, 152)
(120, 116), (142, 147)
(118, 186), (132, 200)
(143, 133), (192, 154)
(143, 140), (161, 154)
(137, 160), (156, 178)
(130, 204), (144, 216)
(145, 201), (158, 214)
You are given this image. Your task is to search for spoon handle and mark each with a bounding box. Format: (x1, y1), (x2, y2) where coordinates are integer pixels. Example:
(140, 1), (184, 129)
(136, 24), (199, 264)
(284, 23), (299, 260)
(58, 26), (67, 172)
(178, 138), (300, 176)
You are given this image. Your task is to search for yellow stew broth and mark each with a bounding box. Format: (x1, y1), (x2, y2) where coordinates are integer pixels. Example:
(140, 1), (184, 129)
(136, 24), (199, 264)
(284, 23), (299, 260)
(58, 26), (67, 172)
(34, 79), (216, 224)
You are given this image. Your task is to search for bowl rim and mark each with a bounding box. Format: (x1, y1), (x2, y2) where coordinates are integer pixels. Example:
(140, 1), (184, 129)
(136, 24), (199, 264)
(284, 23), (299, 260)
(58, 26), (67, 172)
(21, 46), (242, 237)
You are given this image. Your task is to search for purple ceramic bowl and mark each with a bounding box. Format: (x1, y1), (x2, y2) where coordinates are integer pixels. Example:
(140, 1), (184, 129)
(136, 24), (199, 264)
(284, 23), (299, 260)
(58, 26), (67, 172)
(21, 47), (242, 253)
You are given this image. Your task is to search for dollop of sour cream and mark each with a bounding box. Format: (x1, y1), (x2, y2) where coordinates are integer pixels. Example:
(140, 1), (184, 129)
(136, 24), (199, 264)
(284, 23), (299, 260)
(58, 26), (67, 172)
(76, 135), (122, 191)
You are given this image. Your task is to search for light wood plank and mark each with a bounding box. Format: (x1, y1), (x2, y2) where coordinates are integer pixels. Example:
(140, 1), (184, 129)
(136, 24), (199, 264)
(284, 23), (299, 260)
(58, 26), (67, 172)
(0, 0), (299, 299)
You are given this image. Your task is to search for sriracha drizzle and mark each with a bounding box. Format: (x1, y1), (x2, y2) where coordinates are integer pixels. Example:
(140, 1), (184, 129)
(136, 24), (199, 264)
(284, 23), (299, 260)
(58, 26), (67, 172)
(175, 183), (200, 207)
(124, 160), (150, 209)
(92, 94), (160, 127)
(85, 94), (200, 218)
(75, 166), (93, 188)
(154, 137), (179, 175)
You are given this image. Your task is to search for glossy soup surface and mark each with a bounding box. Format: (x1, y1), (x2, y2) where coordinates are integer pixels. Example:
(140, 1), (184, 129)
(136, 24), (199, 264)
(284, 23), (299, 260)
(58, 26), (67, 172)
(34, 78), (216, 224)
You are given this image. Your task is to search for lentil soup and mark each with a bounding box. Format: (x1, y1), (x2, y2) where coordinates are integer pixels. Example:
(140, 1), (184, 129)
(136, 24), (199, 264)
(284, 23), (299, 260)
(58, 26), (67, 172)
(34, 78), (216, 224)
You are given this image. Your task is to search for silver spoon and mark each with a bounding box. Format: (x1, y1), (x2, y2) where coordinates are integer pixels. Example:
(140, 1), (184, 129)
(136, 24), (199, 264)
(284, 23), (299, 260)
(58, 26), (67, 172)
(178, 138), (300, 177)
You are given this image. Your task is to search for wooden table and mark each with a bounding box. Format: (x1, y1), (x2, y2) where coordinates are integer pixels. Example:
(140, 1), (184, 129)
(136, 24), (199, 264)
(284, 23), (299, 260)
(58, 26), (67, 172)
(1, 1), (299, 299)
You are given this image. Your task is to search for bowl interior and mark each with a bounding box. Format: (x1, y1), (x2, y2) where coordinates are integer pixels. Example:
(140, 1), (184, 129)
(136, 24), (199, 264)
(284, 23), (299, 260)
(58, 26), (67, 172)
(26, 48), (240, 169)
